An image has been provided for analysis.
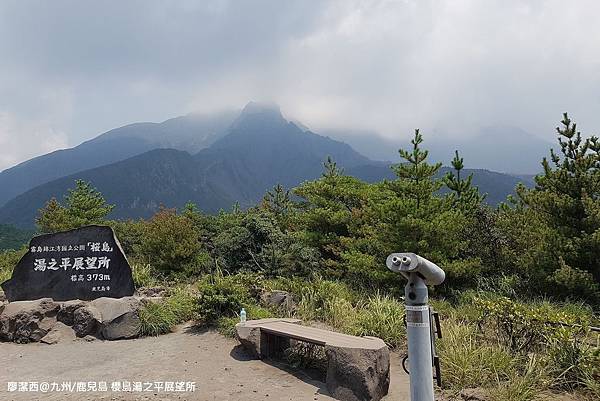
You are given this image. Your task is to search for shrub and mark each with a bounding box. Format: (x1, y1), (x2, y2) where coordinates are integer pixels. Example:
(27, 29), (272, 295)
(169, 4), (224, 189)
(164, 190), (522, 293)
(165, 287), (198, 322)
(131, 262), (159, 288)
(138, 288), (198, 336)
(137, 208), (204, 278)
(0, 247), (26, 283)
(139, 301), (177, 336)
(197, 273), (263, 322)
(109, 219), (146, 256)
(473, 296), (591, 353)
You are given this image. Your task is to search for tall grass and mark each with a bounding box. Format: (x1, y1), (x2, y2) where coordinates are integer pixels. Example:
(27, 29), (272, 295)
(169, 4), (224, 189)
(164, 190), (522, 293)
(438, 320), (516, 389)
(139, 287), (197, 336)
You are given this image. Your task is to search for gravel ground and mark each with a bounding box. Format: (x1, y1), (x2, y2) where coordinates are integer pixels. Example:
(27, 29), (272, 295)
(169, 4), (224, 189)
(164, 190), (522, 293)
(0, 324), (409, 401)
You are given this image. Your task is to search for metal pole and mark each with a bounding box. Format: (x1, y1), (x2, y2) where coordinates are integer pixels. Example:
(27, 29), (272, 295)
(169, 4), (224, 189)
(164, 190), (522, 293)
(405, 273), (434, 401)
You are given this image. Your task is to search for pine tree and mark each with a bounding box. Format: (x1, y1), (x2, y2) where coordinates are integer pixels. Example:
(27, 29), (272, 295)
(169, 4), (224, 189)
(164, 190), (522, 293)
(64, 180), (114, 226)
(444, 150), (485, 210)
(390, 129), (442, 212)
(323, 156), (343, 178)
(518, 113), (600, 285)
(36, 180), (114, 233)
(262, 184), (292, 217)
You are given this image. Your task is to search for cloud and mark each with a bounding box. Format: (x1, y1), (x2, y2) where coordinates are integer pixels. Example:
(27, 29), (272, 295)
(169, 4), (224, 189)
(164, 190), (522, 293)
(1, 0), (600, 169)
(0, 111), (69, 171)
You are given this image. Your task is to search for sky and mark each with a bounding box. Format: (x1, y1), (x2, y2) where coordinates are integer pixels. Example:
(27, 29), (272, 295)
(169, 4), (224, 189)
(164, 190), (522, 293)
(1, 0), (600, 171)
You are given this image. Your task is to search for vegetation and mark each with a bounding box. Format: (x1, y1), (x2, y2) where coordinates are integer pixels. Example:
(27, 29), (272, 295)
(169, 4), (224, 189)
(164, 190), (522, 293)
(138, 287), (198, 336)
(1, 113), (599, 399)
(36, 179), (114, 233)
(0, 224), (34, 251)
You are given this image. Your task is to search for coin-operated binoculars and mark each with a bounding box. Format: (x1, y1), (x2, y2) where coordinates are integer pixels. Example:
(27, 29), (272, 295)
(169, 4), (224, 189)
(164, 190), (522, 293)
(386, 253), (445, 401)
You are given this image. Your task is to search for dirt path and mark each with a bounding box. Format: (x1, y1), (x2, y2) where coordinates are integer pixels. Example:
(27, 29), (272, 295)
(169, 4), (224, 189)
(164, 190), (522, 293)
(0, 324), (410, 401)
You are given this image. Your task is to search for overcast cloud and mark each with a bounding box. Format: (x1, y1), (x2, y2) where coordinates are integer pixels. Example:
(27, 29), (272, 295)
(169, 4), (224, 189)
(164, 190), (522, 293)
(1, 0), (600, 171)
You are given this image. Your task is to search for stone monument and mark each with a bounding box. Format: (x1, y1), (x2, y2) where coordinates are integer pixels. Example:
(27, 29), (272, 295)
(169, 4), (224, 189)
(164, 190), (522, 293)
(1, 225), (135, 302)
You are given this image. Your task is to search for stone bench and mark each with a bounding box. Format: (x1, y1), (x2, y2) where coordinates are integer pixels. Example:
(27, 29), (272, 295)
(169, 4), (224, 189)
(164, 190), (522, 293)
(235, 318), (389, 401)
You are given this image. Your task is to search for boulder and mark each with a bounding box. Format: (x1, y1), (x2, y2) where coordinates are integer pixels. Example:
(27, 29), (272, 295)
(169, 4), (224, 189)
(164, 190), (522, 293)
(136, 286), (168, 298)
(72, 305), (102, 337)
(40, 321), (76, 344)
(0, 298), (59, 343)
(90, 296), (142, 340)
(325, 339), (390, 401)
(57, 300), (87, 326)
(260, 290), (295, 311)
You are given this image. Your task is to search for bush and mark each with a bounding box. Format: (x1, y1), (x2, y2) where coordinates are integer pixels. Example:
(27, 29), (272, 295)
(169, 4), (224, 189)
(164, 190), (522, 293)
(131, 262), (159, 288)
(138, 288), (198, 336)
(0, 247), (26, 283)
(473, 296), (592, 353)
(109, 219), (146, 256)
(197, 273), (263, 322)
(137, 208), (205, 278)
(139, 301), (177, 336)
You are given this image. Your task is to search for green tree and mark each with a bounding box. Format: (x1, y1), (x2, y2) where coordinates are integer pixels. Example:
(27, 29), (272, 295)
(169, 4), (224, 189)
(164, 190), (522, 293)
(36, 180), (114, 233)
(294, 159), (377, 276)
(444, 150), (485, 211)
(137, 207), (205, 278)
(515, 113), (600, 297)
(390, 129), (443, 212)
(370, 129), (484, 293)
(261, 184), (294, 225)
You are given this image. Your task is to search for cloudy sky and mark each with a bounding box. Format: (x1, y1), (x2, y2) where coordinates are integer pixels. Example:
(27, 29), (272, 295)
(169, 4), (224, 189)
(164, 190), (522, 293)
(1, 0), (600, 171)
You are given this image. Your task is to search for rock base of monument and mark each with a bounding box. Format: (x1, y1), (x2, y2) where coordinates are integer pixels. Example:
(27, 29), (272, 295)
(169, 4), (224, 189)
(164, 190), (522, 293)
(0, 293), (161, 344)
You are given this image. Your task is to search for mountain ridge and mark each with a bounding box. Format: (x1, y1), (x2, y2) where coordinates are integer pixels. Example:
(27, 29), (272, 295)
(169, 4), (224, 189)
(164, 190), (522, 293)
(0, 105), (532, 228)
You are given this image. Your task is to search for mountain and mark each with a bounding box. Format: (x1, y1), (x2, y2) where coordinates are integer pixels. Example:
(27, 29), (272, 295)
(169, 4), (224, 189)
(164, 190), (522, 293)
(326, 126), (553, 175)
(0, 103), (533, 228)
(0, 110), (237, 207)
(0, 103), (377, 227)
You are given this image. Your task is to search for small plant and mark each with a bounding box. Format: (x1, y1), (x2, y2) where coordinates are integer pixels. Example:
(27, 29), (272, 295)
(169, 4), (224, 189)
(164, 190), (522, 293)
(351, 293), (405, 348)
(197, 274), (252, 322)
(139, 301), (177, 336)
(139, 288), (198, 336)
(131, 262), (158, 288)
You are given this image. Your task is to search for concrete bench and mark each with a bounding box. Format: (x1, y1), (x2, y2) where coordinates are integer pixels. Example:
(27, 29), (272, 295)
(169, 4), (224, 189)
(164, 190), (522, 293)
(235, 318), (390, 401)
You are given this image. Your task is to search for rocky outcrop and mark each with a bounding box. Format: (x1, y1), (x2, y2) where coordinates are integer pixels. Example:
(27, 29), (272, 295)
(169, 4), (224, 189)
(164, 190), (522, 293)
(57, 300), (87, 326)
(91, 297), (141, 340)
(0, 296), (147, 344)
(72, 305), (102, 337)
(0, 298), (60, 343)
(260, 290), (296, 311)
(41, 321), (77, 344)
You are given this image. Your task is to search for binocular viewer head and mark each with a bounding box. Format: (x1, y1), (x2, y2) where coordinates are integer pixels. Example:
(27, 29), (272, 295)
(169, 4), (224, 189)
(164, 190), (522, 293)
(386, 252), (445, 286)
